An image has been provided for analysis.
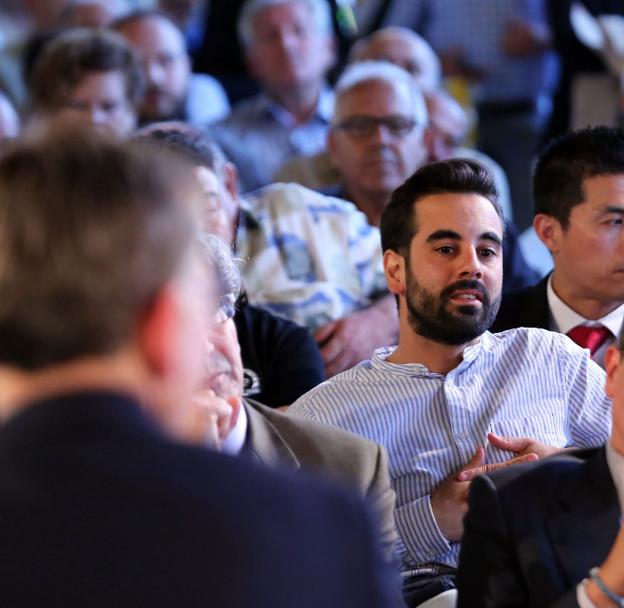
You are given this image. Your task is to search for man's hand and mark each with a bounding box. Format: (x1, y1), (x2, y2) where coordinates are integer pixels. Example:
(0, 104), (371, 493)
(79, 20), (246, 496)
(487, 432), (561, 459)
(314, 295), (398, 377)
(502, 19), (551, 56)
(432, 447), (539, 540)
(177, 389), (239, 449)
(587, 527), (624, 606)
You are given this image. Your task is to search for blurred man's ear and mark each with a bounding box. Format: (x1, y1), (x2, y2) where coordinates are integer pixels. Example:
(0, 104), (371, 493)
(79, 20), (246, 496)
(533, 213), (562, 256)
(605, 345), (622, 399)
(222, 162), (239, 200)
(384, 249), (406, 297)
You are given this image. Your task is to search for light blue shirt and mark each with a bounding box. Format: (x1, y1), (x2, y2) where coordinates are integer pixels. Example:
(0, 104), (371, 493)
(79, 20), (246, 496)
(288, 328), (612, 572)
(185, 73), (230, 126)
(209, 88), (334, 192)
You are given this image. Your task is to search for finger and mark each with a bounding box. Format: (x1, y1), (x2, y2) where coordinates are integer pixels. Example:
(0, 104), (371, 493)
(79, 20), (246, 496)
(487, 432), (530, 453)
(463, 446), (486, 471)
(314, 322), (337, 347)
(458, 453), (539, 482)
(319, 333), (345, 367)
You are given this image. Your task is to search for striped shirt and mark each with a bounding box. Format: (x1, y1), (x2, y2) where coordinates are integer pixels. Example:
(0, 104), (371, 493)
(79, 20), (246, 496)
(288, 328), (611, 571)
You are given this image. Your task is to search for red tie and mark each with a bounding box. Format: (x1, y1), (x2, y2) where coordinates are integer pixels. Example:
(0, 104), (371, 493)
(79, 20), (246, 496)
(566, 325), (611, 356)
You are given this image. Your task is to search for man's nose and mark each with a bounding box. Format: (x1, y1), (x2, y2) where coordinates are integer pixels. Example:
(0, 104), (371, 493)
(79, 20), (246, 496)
(458, 249), (484, 279)
(145, 60), (165, 85)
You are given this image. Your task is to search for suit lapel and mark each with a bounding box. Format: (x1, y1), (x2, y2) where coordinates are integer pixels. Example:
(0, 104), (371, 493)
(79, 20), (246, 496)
(547, 448), (620, 585)
(243, 399), (301, 470)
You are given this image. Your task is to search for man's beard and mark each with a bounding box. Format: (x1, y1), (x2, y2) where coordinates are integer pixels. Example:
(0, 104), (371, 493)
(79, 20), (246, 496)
(405, 271), (501, 346)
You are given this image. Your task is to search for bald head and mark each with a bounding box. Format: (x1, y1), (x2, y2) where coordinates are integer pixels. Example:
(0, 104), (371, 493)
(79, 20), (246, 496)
(349, 27), (441, 92)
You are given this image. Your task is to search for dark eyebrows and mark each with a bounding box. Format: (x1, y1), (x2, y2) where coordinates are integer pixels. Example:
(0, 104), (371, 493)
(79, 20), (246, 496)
(602, 205), (624, 216)
(425, 229), (503, 247)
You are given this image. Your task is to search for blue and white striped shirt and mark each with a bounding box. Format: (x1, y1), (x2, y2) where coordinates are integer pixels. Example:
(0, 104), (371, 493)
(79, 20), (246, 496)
(288, 328), (611, 571)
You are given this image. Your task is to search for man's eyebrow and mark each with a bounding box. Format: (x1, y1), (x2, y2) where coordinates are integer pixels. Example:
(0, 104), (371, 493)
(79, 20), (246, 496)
(425, 229), (461, 243)
(480, 231), (503, 246)
(601, 205), (624, 215)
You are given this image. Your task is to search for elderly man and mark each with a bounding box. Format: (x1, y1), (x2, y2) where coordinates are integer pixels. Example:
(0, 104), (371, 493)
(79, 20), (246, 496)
(28, 27), (141, 136)
(0, 126), (401, 608)
(289, 158), (611, 606)
(209, 0), (336, 191)
(114, 9), (229, 126)
(192, 234), (399, 563)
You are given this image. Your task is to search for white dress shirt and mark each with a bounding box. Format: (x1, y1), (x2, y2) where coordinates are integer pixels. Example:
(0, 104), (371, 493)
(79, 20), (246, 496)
(547, 276), (624, 369)
(220, 403), (248, 456)
(577, 442), (624, 607)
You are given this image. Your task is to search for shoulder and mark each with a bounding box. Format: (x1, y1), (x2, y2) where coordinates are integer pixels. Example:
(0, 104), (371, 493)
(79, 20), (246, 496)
(211, 94), (266, 132)
(483, 326), (573, 354)
(246, 182), (358, 213)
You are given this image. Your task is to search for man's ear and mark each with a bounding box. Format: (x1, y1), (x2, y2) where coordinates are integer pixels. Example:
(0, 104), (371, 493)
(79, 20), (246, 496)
(137, 286), (178, 377)
(605, 345), (622, 399)
(384, 249), (406, 296)
(222, 162), (239, 200)
(533, 213), (562, 255)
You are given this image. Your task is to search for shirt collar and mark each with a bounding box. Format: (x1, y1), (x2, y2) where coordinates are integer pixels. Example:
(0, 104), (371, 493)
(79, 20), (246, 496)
(220, 401), (248, 456)
(546, 275), (624, 337)
(371, 336), (485, 377)
(255, 86), (334, 127)
(606, 441), (624, 515)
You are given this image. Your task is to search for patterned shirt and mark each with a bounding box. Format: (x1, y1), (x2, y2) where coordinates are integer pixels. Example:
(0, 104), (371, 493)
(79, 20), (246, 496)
(288, 328), (611, 571)
(236, 183), (387, 331)
(209, 88), (334, 192)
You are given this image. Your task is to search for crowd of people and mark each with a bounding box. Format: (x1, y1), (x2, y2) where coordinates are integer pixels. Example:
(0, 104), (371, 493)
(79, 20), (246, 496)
(1, 1), (624, 607)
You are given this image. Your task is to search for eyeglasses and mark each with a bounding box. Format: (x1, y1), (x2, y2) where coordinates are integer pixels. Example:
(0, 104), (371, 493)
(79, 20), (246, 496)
(213, 295), (236, 324)
(334, 115), (418, 138)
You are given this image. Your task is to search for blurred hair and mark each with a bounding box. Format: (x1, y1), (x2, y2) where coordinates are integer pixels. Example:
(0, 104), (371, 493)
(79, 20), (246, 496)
(201, 234), (241, 318)
(381, 158), (502, 255)
(238, 0), (332, 47)
(533, 126), (624, 229)
(333, 60), (428, 127)
(0, 127), (196, 370)
(29, 27), (143, 112)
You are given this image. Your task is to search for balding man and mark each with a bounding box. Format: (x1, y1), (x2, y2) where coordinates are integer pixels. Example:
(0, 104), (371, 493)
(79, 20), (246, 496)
(114, 9), (229, 126)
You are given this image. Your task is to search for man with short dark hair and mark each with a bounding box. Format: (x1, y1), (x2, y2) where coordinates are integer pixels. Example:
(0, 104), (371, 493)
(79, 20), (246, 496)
(114, 9), (229, 126)
(492, 126), (624, 369)
(0, 127), (401, 608)
(28, 27), (142, 136)
(289, 158), (611, 606)
(458, 320), (624, 608)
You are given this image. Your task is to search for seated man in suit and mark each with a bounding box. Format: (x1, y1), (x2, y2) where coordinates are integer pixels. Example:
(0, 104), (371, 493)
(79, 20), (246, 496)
(457, 321), (624, 608)
(492, 126), (624, 369)
(0, 127), (401, 607)
(288, 158), (612, 606)
(192, 233), (398, 561)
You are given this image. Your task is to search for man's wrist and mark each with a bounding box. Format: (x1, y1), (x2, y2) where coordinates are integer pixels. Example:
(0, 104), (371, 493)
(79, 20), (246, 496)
(587, 568), (624, 607)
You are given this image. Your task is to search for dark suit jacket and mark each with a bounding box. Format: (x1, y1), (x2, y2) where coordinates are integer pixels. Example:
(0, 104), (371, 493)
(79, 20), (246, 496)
(0, 390), (403, 608)
(491, 275), (550, 332)
(457, 447), (620, 608)
(244, 398), (399, 559)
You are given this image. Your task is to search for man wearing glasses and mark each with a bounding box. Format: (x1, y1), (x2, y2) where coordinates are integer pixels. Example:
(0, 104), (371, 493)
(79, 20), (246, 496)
(326, 60), (429, 229)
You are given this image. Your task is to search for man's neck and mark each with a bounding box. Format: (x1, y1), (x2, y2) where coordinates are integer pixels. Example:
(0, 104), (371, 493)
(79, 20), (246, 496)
(345, 186), (390, 227)
(551, 271), (622, 320)
(0, 352), (144, 423)
(266, 81), (322, 124)
(387, 324), (472, 375)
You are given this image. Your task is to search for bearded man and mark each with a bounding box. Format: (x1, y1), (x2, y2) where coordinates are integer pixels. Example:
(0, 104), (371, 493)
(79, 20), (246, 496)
(288, 158), (612, 607)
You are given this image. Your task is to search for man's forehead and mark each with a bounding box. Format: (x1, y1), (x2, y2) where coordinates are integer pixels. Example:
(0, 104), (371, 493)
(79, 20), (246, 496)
(337, 79), (411, 116)
(254, 0), (311, 27)
(414, 192), (504, 237)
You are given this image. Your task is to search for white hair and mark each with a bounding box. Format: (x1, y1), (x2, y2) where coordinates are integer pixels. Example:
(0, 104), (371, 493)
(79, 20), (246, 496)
(334, 60), (428, 127)
(237, 0), (333, 48)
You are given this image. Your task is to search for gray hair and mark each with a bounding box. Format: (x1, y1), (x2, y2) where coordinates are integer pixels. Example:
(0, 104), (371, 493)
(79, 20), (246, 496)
(200, 234), (241, 315)
(238, 0), (333, 47)
(334, 60), (428, 127)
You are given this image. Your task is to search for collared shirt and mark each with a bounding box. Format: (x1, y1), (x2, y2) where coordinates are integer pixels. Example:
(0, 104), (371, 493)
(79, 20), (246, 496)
(288, 328), (611, 572)
(220, 402), (248, 456)
(424, 0), (558, 103)
(577, 442), (624, 608)
(236, 183), (387, 331)
(209, 88), (334, 192)
(185, 73), (230, 126)
(547, 275), (624, 369)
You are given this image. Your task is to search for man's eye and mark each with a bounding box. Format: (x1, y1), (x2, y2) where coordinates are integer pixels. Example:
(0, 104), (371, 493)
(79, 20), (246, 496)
(606, 217), (623, 226)
(437, 246), (454, 254)
(479, 248), (496, 257)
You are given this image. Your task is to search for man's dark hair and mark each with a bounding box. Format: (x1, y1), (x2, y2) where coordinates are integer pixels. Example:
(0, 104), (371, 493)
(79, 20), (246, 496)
(133, 123), (229, 178)
(29, 27), (143, 112)
(380, 158), (502, 255)
(0, 127), (196, 370)
(533, 126), (624, 229)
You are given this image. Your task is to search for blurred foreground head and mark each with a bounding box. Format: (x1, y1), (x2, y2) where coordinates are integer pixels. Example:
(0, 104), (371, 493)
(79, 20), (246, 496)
(0, 127), (210, 426)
